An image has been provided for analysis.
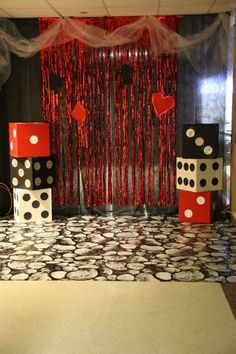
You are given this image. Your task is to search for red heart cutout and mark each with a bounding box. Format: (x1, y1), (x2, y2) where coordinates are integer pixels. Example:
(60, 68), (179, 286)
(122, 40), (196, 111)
(152, 92), (174, 117)
(71, 101), (87, 127)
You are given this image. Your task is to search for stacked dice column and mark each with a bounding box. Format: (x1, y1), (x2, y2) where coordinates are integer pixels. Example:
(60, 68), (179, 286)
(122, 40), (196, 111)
(177, 124), (223, 223)
(9, 123), (55, 222)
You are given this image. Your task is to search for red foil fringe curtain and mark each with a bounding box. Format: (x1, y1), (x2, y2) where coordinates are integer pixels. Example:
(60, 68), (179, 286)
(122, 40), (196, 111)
(39, 16), (178, 208)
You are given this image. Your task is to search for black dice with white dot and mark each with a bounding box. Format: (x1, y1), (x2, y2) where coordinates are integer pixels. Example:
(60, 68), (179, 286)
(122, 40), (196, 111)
(10, 156), (55, 190)
(182, 124), (219, 159)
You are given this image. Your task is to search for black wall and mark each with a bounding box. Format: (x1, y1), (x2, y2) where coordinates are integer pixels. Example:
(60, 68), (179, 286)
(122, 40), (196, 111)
(0, 19), (41, 215)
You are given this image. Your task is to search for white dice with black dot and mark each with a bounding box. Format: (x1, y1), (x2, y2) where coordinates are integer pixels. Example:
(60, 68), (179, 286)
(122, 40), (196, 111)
(13, 188), (52, 223)
(176, 157), (223, 192)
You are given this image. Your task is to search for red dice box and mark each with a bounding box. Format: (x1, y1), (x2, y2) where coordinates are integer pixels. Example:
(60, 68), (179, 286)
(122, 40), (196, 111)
(9, 123), (50, 157)
(178, 190), (216, 223)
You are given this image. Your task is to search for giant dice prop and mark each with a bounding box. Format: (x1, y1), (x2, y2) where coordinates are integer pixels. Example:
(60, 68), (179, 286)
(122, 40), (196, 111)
(182, 124), (219, 159)
(179, 190), (216, 223)
(9, 122), (53, 223)
(13, 188), (52, 223)
(9, 122), (50, 157)
(10, 156), (55, 190)
(176, 157), (223, 192)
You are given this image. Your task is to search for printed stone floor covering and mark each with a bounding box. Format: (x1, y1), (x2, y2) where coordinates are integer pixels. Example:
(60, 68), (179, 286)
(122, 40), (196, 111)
(0, 215), (236, 282)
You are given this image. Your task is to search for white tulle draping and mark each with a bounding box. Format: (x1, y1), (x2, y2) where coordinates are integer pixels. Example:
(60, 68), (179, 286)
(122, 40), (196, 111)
(0, 13), (229, 87)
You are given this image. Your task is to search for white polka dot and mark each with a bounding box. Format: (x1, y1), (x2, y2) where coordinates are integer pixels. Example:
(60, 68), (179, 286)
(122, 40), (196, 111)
(25, 179), (31, 188)
(184, 209), (193, 218)
(34, 177), (41, 186)
(34, 162), (41, 171)
(12, 177), (18, 186)
(24, 160), (31, 169)
(30, 135), (39, 145)
(195, 137), (204, 146)
(13, 128), (17, 138)
(12, 159), (18, 167)
(204, 146), (213, 155)
(196, 196), (205, 205)
(47, 176), (53, 185)
(18, 168), (24, 177)
(186, 129), (195, 138)
(10, 142), (13, 151)
(46, 160), (53, 169)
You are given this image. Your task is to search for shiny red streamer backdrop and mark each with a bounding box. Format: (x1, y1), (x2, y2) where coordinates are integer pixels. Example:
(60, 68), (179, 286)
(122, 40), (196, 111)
(39, 16), (178, 208)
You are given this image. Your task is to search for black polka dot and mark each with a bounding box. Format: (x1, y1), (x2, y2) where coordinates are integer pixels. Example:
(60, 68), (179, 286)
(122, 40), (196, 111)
(212, 178), (218, 186)
(17, 195), (19, 202)
(200, 163), (207, 171)
(178, 177), (182, 185)
(24, 212), (32, 220)
(184, 178), (188, 186)
(17, 209), (19, 216)
(190, 163), (195, 171)
(41, 210), (49, 218)
(177, 161), (182, 169)
(40, 192), (49, 201)
(200, 179), (206, 187)
(32, 200), (40, 208)
(212, 162), (219, 170)
(189, 180), (195, 187)
(184, 163), (189, 171)
(23, 193), (31, 201)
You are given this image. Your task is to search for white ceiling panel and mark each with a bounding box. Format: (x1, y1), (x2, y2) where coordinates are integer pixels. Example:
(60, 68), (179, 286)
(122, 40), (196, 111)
(0, 0), (235, 18)
(108, 7), (157, 16)
(209, 3), (236, 12)
(160, 0), (212, 4)
(105, 0), (158, 6)
(47, 0), (104, 7)
(4, 8), (59, 18)
(58, 7), (108, 16)
(0, 0), (50, 8)
(159, 4), (210, 15)
(0, 8), (11, 17)
(215, 0), (236, 3)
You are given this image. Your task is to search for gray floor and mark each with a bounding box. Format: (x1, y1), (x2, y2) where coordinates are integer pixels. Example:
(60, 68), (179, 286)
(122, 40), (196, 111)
(0, 215), (236, 282)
